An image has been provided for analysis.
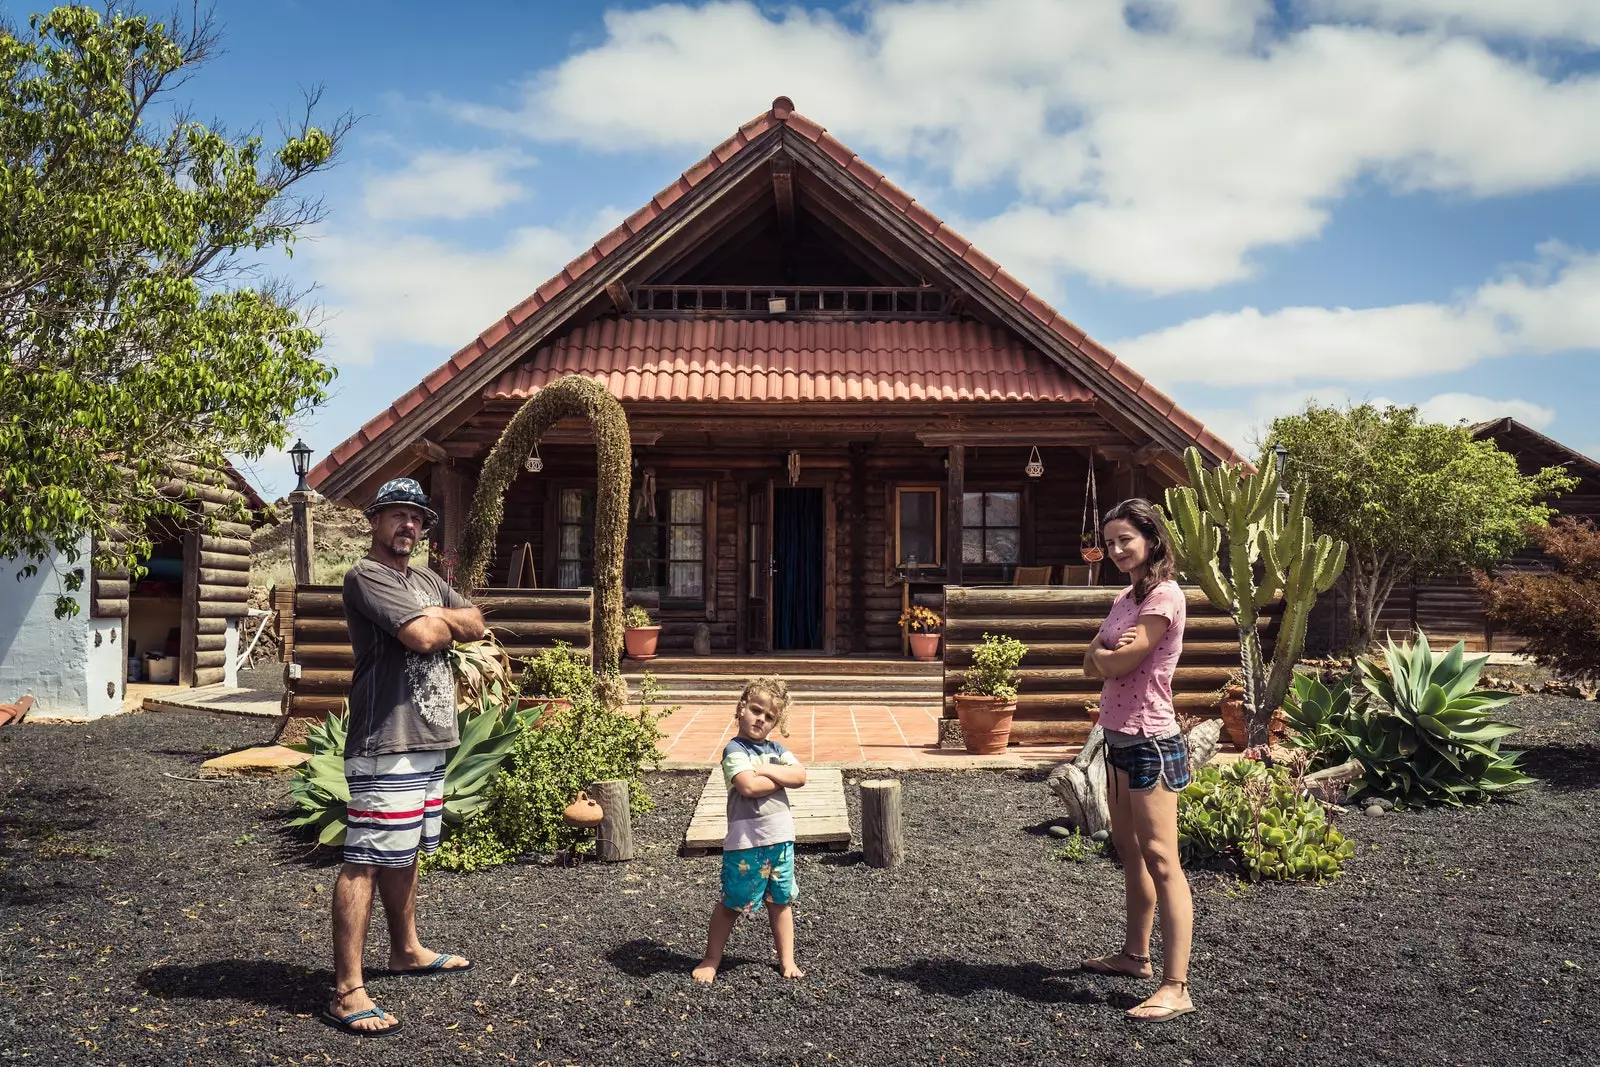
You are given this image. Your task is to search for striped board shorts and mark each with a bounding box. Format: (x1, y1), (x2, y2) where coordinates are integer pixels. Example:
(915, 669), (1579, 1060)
(343, 750), (448, 868)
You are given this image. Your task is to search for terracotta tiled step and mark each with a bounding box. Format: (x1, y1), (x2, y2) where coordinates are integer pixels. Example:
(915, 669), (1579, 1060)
(624, 655), (942, 677)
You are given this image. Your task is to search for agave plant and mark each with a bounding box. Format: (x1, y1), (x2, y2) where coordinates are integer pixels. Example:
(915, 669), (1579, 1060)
(1345, 632), (1532, 806)
(286, 695), (537, 849)
(447, 635), (515, 713)
(1281, 672), (1358, 770)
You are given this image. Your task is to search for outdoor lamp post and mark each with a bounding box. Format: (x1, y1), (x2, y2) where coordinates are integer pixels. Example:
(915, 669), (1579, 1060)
(1273, 443), (1290, 504)
(289, 440), (315, 586)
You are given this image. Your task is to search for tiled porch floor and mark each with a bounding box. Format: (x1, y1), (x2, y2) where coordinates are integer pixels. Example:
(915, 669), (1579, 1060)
(648, 702), (1081, 769)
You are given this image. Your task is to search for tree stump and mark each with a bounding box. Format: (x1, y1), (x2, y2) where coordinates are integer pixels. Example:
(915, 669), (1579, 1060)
(860, 779), (905, 868)
(1047, 720), (1222, 837)
(592, 779), (633, 862)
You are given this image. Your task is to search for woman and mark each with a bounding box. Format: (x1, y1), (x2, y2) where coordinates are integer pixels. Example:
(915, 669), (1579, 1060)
(1080, 497), (1195, 1023)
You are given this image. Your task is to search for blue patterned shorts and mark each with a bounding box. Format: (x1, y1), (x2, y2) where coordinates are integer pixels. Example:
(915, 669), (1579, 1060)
(721, 842), (798, 915)
(1106, 733), (1191, 793)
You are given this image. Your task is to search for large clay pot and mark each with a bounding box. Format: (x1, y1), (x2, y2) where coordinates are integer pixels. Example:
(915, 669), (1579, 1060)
(954, 694), (1016, 755)
(624, 625), (661, 660)
(562, 790), (604, 828)
(518, 695), (569, 726)
(908, 632), (941, 661)
(1220, 697), (1246, 748)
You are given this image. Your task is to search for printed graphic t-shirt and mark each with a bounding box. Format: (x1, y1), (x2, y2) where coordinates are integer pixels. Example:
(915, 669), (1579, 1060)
(342, 558), (470, 758)
(1093, 579), (1187, 737)
(721, 736), (800, 851)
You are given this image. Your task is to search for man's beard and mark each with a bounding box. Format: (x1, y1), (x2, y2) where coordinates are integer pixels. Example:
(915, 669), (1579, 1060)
(384, 535), (417, 557)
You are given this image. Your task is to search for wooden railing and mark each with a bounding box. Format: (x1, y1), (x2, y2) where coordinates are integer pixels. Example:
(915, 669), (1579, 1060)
(941, 586), (1265, 744)
(283, 586), (594, 718)
(630, 285), (947, 319)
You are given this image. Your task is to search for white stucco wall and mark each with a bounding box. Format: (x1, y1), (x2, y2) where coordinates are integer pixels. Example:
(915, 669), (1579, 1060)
(0, 541), (121, 719)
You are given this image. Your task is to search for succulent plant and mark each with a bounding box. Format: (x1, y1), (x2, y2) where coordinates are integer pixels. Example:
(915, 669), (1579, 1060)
(1178, 760), (1355, 882)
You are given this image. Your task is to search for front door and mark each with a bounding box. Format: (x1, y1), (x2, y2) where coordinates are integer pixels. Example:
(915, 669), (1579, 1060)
(772, 486), (825, 651)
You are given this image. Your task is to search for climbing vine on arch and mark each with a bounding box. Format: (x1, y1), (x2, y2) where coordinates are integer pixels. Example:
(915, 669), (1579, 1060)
(457, 375), (631, 692)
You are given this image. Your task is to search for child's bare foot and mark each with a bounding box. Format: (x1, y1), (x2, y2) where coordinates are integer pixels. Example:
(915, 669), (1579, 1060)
(691, 961), (719, 984)
(779, 962), (805, 979)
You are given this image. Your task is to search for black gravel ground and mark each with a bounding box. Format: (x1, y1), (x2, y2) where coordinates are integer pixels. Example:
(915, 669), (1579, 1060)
(2, 697), (1597, 1066)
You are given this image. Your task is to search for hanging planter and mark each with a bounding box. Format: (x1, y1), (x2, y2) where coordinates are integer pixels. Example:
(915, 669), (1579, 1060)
(1025, 446), (1044, 479)
(1079, 447), (1103, 563)
(523, 443), (543, 473)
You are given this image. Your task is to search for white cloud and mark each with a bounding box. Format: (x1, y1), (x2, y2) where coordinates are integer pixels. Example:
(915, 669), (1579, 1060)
(362, 148), (535, 222)
(452, 0), (1600, 293)
(1413, 392), (1557, 429)
(1311, 0), (1600, 45)
(1112, 244), (1600, 385)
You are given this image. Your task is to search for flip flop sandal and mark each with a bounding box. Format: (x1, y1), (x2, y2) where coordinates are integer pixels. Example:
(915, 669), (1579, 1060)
(1080, 951), (1151, 976)
(322, 997), (403, 1038)
(386, 952), (474, 978)
(1127, 981), (1196, 1024)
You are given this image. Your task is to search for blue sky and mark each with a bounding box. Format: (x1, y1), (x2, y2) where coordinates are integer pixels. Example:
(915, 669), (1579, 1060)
(26, 0), (1600, 496)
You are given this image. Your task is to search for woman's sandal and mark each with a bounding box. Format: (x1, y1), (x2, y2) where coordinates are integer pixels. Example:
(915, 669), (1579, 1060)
(1080, 950), (1152, 977)
(1127, 980), (1196, 1023)
(321, 985), (403, 1037)
(386, 952), (473, 978)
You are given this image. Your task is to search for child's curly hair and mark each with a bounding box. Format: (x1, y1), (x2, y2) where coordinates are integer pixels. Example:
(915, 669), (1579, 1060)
(736, 676), (792, 737)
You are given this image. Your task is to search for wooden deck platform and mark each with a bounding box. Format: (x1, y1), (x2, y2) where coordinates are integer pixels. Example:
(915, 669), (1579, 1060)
(681, 766), (852, 856)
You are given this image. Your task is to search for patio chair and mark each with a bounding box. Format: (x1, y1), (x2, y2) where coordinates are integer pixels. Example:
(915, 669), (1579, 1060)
(1012, 565), (1055, 586)
(1060, 564), (1099, 586)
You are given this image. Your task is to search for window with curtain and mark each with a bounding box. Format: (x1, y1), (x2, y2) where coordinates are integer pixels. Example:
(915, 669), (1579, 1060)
(894, 486), (942, 568)
(962, 491), (1021, 564)
(627, 486), (707, 600)
(555, 487), (595, 588)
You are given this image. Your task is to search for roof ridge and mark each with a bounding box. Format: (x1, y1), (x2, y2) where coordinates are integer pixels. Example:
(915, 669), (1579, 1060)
(311, 96), (1244, 493)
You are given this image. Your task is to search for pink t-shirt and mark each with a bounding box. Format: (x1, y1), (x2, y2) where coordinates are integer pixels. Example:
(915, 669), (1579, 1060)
(1094, 580), (1186, 737)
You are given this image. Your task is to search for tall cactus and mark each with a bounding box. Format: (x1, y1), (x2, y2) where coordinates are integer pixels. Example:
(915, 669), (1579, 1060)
(1161, 448), (1347, 750)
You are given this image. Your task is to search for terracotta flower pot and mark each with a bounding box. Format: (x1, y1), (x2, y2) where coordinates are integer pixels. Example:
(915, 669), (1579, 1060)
(953, 694), (1016, 755)
(518, 695), (569, 726)
(1220, 698), (1246, 747)
(908, 631), (941, 661)
(624, 625), (661, 660)
(1087, 706), (1101, 729)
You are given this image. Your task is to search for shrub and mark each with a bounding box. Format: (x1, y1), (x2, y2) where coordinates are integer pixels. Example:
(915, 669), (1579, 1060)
(519, 641), (595, 700)
(1050, 829), (1105, 863)
(1476, 517), (1600, 682)
(1281, 633), (1532, 807)
(959, 633), (1027, 701)
(427, 683), (667, 872)
(1178, 760), (1354, 882)
(898, 604), (942, 634)
(623, 605), (654, 629)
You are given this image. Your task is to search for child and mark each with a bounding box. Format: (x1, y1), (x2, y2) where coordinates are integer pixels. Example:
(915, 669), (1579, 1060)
(691, 677), (807, 983)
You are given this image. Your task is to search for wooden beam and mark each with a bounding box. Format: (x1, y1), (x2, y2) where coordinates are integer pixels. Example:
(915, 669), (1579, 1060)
(409, 437), (450, 465)
(606, 281), (632, 315)
(917, 429), (1112, 447)
(771, 156), (796, 241)
(946, 444), (965, 586)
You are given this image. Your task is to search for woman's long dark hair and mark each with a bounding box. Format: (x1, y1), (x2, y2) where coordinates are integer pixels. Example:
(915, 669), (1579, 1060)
(1100, 498), (1176, 602)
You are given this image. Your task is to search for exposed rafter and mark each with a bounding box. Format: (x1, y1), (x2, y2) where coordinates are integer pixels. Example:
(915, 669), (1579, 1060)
(771, 155), (797, 241)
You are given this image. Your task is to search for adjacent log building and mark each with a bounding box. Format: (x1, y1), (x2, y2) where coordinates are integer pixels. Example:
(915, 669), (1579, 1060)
(310, 97), (1245, 660)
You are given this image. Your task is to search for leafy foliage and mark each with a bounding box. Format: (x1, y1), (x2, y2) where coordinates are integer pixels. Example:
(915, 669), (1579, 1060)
(1267, 403), (1574, 652)
(446, 633), (514, 712)
(898, 604), (942, 634)
(1050, 829), (1105, 863)
(286, 695), (536, 849)
(1282, 634), (1533, 806)
(1178, 760), (1355, 882)
(427, 684), (668, 872)
(1, 6), (345, 614)
(958, 633), (1027, 701)
(1162, 446), (1346, 749)
(623, 605), (653, 629)
(1476, 517), (1600, 682)
(518, 641), (595, 700)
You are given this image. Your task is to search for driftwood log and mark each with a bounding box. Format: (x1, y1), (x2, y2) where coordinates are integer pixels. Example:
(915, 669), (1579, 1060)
(861, 779), (905, 868)
(1047, 719), (1222, 837)
(592, 779), (634, 862)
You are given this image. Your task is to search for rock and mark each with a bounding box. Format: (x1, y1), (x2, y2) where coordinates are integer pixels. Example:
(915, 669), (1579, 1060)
(1048, 825), (1074, 839)
(1365, 804), (1384, 818)
(1090, 829), (1110, 843)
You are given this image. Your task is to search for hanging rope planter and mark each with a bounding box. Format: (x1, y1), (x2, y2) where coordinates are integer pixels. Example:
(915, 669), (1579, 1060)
(1025, 445), (1044, 479)
(1080, 447), (1103, 563)
(523, 442), (543, 473)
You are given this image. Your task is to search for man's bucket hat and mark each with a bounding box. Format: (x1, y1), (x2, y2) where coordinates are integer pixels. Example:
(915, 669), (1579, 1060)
(364, 477), (437, 524)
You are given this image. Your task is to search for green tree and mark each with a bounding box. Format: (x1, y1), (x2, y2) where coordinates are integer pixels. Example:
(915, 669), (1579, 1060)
(1266, 403), (1574, 652)
(0, 6), (345, 613)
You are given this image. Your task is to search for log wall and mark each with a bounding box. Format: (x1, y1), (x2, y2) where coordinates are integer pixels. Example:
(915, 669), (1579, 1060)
(942, 585), (1253, 743)
(283, 585), (594, 717)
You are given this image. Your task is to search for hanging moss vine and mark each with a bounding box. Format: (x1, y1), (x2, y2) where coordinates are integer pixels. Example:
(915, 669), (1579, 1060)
(457, 375), (632, 690)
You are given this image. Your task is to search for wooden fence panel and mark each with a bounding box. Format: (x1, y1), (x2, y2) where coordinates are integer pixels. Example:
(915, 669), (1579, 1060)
(283, 585), (595, 717)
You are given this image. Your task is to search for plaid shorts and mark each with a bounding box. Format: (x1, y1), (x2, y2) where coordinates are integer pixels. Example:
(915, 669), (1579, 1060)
(343, 750), (447, 867)
(1106, 732), (1191, 793)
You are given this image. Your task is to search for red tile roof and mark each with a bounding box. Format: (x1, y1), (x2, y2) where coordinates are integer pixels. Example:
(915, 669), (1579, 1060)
(485, 319), (1094, 405)
(310, 96), (1244, 493)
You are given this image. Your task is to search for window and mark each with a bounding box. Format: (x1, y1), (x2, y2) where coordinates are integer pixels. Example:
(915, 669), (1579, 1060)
(962, 491), (1020, 564)
(627, 486), (707, 600)
(555, 487), (595, 588)
(894, 486), (943, 569)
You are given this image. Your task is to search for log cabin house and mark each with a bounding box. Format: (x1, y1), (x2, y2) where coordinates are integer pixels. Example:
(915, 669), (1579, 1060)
(309, 98), (1245, 676)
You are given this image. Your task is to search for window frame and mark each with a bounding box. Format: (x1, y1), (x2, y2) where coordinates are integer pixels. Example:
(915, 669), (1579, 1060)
(961, 488), (1023, 567)
(893, 484), (944, 572)
(625, 480), (711, 608)
(550, 482), (597, 590)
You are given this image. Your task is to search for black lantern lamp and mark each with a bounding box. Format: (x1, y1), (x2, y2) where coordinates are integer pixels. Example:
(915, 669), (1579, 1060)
(289, 439), (313, 494)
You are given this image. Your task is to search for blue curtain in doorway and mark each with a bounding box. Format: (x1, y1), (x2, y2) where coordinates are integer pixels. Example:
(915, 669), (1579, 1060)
(774, 488), (824, 650)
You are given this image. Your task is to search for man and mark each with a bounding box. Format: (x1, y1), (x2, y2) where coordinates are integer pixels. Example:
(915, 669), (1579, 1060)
(324, 478), (486, 1037)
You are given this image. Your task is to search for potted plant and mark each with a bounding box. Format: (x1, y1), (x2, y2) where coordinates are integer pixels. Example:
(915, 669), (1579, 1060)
(623, 605), (661, 660)
(519, 641), (594, 718)
(899, 604), (943, 661)
(1085, 699), (1101, 730)
(953, 633), (1027, 754)
(1218, 668), (1247, 747)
